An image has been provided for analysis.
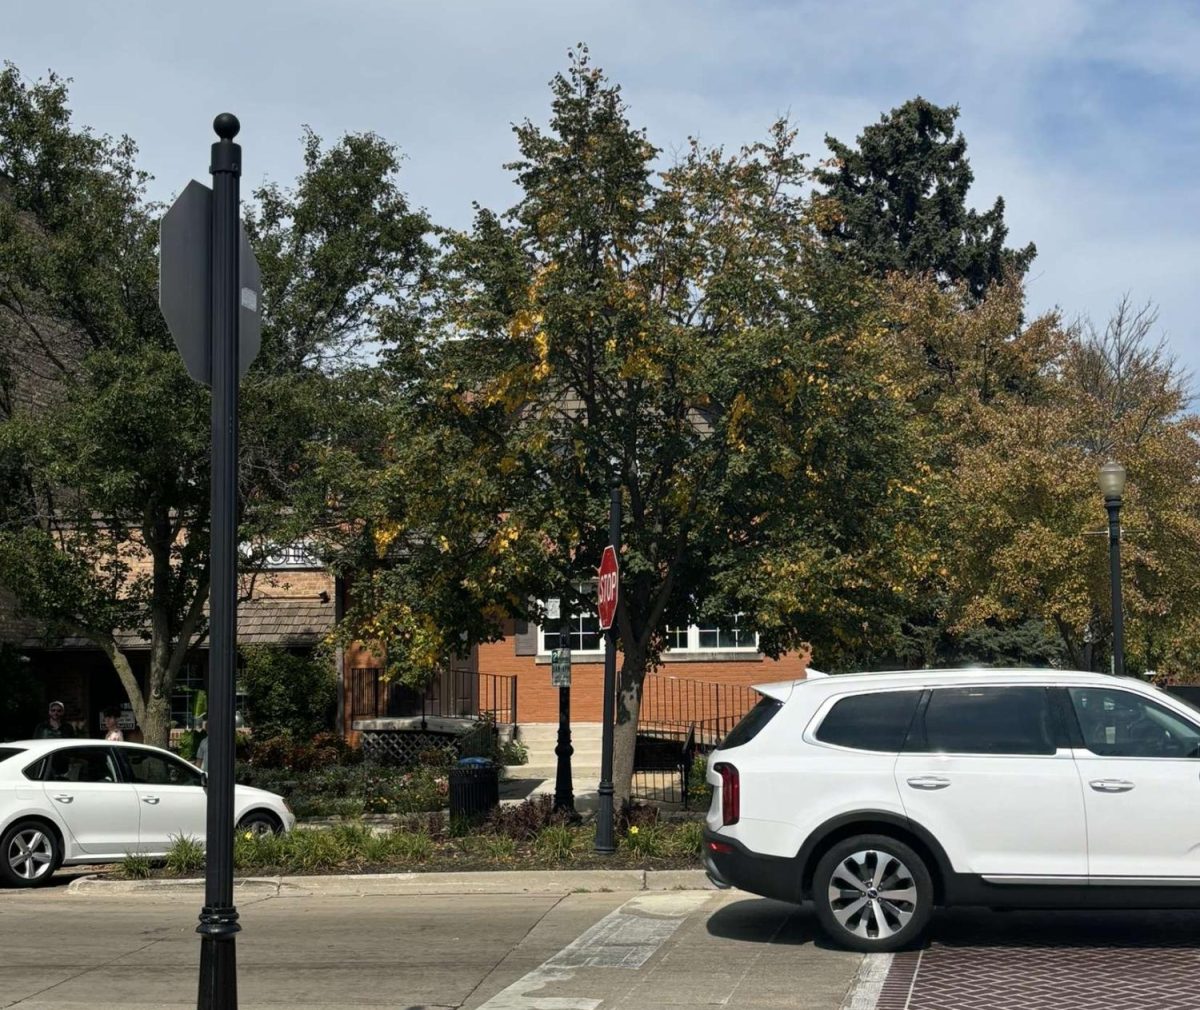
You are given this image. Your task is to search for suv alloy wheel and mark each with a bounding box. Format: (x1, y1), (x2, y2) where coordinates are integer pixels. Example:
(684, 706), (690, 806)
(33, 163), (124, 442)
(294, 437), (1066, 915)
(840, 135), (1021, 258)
(812, 834), (933, 952)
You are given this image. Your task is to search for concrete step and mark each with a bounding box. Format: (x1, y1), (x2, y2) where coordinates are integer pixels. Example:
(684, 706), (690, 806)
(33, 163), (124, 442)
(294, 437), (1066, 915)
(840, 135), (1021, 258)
(518, 722), (603, 737)
(506, 764), (601, 780)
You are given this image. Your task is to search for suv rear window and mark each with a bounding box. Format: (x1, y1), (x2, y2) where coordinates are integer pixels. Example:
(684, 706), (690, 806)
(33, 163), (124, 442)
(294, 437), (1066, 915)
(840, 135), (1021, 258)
(720, 696), (783, 749)
(815, 691), (922, 752)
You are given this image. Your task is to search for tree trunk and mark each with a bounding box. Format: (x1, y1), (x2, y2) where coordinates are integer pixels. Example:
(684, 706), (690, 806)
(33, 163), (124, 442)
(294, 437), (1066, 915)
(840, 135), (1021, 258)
(140, 693), (173, 749)
(611, 652), (645, 810)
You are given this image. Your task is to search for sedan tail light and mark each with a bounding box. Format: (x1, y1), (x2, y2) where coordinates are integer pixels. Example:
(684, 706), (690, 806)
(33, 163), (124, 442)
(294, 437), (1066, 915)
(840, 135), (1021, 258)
(713, 762), (739, 825)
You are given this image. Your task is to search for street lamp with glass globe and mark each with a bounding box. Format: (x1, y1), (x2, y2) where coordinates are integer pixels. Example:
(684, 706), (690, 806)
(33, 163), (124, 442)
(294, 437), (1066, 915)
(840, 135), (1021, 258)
(1099, 461), (1127, 676)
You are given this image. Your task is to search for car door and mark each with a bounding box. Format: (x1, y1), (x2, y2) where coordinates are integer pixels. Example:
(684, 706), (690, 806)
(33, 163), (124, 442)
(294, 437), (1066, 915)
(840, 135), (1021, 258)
(893, 685), (1088, 877)
(1064, 685), (1200, 880)
(41, 746), (141, 856)
(120, 748), (208, 855)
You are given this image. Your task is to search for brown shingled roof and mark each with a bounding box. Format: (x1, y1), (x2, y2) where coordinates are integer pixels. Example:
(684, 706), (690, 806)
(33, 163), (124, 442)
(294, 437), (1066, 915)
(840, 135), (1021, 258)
(3, 595), (334, 651)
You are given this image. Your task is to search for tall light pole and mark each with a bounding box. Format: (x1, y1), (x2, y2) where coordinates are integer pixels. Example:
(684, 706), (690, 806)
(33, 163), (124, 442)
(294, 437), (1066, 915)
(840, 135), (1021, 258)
(1099, 461), (1127, 677)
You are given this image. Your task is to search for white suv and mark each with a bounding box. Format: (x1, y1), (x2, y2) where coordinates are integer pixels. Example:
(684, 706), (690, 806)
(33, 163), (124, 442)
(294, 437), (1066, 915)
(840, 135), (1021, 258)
(703, 669), (1200, 951)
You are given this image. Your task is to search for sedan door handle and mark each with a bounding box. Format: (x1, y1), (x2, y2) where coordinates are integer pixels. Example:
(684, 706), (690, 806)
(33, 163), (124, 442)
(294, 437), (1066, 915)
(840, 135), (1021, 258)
(141, 796), (161, 805)
(906, 775), (951, 790)
(53, 794), (74, 804)
(1089, 779), (1135, 793)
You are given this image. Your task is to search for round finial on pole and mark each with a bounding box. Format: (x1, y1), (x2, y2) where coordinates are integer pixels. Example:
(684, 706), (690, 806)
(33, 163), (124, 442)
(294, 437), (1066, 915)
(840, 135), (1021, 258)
(213, 113), (240, 140)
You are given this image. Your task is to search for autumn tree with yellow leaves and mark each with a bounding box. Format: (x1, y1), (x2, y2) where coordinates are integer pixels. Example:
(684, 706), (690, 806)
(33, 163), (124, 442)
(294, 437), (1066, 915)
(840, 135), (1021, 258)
(393, 50), (920, 804)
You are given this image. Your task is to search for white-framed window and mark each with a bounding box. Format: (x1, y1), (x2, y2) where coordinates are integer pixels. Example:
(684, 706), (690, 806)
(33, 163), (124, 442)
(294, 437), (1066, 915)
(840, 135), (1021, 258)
(540, 610), (604, 654)
(696, 614), (757, 650)
(663, 618), (758, 652)
(536, 606), (758, 656)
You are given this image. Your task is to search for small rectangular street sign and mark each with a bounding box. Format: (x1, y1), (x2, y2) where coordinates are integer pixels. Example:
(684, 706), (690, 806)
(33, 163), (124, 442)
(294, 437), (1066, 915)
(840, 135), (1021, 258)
(551, 648), (572, 688)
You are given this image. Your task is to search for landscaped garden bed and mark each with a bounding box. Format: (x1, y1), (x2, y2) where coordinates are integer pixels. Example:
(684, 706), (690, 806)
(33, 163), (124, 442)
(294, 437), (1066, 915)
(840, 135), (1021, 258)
(117, 798), (704, 878)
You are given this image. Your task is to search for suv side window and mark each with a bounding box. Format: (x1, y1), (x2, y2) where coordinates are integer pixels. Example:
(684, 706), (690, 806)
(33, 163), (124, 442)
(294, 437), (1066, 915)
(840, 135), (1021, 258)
(913, 686), (1057, 756)
(815, 691), (922, 752)
(1067, 687), (1200, 759)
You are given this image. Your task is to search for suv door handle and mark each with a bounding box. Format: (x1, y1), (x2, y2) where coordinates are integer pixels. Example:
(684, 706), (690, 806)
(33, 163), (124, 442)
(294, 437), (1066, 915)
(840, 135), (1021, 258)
(53, 794), (74, 803)
(906, 776), (951, 790)
(1089, 779), (1135, 793)
(141, 796), (161, 805)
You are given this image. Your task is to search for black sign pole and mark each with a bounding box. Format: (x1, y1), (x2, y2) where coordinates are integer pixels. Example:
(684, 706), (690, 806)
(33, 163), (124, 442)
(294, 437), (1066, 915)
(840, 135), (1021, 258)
(594, 476), (620, 854)
(197, 112), (242, 1010)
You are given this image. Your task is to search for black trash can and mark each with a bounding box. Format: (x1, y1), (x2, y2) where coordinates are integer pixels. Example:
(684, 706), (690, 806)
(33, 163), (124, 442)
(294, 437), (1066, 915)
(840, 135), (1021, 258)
(449, 757), (499, 820)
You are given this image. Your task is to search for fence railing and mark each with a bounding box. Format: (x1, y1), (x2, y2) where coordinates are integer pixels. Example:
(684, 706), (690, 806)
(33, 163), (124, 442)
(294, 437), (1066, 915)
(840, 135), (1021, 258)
(348, 668), (517, 728)
(633, 674), (759, 804)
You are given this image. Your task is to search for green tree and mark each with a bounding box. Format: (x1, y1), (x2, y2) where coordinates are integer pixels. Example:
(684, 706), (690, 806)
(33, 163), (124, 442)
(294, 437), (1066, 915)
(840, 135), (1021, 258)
(815, 98), (1035, 302)
(240, 646), (335, 739)
(338, 51), (918, 804)
(0, 64), (428, 745)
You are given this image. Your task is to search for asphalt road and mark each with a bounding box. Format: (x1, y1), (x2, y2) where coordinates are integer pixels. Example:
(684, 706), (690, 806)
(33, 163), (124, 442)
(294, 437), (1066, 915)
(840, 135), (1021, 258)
(0, 877), (860, 1010)
(7, 874), (1200, 1010)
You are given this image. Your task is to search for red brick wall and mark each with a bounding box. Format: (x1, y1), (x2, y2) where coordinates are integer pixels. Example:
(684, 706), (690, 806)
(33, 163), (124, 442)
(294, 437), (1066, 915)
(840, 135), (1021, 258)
(477, 620), (810, 724)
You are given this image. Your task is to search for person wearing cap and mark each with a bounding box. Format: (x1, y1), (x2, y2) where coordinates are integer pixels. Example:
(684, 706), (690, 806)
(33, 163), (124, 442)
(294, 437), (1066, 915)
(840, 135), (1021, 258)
(34, 701), (76, 739)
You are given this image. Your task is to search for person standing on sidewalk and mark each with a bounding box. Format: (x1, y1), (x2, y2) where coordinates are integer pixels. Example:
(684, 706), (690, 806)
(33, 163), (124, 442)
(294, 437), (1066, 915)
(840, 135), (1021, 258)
(103, 707), (125, 742)
(34, 701), (75, 739)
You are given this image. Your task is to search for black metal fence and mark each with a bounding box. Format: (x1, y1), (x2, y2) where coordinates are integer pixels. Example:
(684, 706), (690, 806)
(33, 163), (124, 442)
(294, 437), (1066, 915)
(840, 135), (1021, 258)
(347, 668), (517, 728)
(633, 674), (758, 805)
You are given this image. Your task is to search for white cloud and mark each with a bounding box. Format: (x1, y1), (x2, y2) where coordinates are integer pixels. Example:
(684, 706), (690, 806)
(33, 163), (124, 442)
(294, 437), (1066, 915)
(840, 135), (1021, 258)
(5, 0), (1199, 382)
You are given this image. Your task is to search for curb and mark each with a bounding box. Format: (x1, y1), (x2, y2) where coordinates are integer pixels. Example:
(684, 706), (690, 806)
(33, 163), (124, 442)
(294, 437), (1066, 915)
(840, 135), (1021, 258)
(66, 868), (716, 897)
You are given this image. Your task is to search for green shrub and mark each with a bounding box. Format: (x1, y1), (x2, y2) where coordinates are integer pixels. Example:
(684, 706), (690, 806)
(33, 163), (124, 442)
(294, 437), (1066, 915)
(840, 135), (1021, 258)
(621, 823), (666, 859)
(176, 730), (201, 761)
(121, 852), (153, 879)
(391, 830), (434, 862)
(534, 824), (577, 862)
(497, 738), (528, 765)
(477, 834), (516, 859)
(666, 820), (703, 858)
(165, 834), (205, 875)
(687, 753), (713, 809)
(241, 647), (336, 740)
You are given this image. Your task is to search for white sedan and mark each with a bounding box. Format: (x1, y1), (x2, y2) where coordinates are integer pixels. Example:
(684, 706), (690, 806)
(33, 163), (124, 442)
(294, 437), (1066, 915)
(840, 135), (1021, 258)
(0, 738), (294, 887)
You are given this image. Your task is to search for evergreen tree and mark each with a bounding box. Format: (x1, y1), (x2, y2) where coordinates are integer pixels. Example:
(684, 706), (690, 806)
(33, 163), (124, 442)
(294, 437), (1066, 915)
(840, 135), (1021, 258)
(815, 98), (1035, 301)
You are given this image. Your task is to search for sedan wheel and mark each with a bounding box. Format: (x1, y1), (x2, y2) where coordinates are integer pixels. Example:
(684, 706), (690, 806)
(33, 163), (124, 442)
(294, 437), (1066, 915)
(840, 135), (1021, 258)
(236, 811), (281, 838)
(1, 821), (60, 888)
(813, 834), (932, 952)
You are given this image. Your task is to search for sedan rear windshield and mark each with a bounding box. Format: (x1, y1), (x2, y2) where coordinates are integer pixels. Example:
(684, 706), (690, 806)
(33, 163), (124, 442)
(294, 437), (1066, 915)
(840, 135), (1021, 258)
(720, 696), (783, 749)
(0, 746), (26, 764)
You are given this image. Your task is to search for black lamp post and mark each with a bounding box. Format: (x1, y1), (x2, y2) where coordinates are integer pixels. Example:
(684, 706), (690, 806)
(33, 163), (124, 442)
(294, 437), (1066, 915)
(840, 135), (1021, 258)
(1099, 460), (1127, 677)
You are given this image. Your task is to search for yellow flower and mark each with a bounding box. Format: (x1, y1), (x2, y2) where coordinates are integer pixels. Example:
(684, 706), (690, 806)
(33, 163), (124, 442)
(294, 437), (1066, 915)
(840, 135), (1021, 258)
(629, 826), (639, 835)
(243, 832), (253, 840)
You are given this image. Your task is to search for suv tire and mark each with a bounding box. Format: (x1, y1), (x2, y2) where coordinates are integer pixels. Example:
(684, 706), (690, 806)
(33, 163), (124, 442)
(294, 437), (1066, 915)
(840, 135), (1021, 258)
(812, 834), (933, 952)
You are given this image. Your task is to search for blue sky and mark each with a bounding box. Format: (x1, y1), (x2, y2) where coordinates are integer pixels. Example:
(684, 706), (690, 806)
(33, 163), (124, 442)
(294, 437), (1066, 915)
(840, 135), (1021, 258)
(8, 0), (1199, 386)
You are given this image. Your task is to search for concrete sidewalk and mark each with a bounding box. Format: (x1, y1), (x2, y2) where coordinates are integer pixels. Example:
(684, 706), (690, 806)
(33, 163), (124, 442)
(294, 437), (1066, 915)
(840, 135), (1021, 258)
(66, 867), (714, 896)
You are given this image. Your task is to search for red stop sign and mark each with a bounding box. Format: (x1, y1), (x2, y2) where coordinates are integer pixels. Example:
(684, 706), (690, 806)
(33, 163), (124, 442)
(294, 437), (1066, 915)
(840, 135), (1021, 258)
(597, 545), (619, 630)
